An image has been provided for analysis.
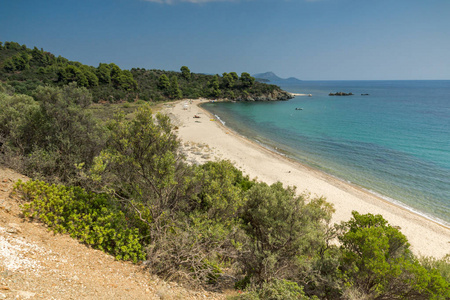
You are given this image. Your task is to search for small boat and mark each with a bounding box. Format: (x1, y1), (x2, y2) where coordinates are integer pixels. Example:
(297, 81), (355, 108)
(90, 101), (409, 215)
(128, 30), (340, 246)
(308, 94), (312, 97)
(295, 108), (303, 110)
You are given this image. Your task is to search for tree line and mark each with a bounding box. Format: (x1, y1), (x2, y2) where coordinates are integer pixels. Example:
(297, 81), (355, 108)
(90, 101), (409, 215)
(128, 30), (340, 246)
(0, 81), (448, 299)
(0, 41), (287, 103)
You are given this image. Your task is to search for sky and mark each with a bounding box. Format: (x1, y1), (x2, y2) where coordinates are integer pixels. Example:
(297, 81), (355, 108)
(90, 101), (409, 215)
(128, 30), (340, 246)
(1, 0), (449, 80)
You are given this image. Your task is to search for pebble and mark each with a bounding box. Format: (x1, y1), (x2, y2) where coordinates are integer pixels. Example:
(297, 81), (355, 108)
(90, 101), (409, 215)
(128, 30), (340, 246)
(6, 223), (21, 234)
(16, 290), (36, 299)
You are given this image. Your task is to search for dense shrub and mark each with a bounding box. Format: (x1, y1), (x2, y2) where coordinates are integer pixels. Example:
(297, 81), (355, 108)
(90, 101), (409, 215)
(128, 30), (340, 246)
(338, 211), (450, 300)
(144, 211), (239, 284)
(0, 84), (105, 183)
(15, 180), (145, 262)
(419, 255), (450, 283)
(232, 279), (314, 300)
(239, 182), (334, 285)
(89, 105), (192, 241)
(192, 160), (253, 221)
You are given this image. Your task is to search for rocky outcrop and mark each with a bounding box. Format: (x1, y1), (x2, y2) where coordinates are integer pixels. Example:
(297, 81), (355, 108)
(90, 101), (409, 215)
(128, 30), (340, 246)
(240, 89), (294, 101)
(329, 92), (354, 96)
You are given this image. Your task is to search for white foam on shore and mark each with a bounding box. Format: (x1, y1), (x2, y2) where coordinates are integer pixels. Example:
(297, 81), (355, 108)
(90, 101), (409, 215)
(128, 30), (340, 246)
(364, 188), (450, 228)
(213, 111), (450, 229)
(269, 146), (450, 229)
(214, 114), (226, 126)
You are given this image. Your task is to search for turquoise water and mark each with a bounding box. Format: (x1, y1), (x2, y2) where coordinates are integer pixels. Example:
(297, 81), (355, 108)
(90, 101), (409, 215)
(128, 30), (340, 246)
(202, 81), (450, 226)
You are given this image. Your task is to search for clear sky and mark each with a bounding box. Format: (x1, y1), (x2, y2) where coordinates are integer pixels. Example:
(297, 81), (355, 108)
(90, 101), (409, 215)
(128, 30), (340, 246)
(1, 0), (449, 80)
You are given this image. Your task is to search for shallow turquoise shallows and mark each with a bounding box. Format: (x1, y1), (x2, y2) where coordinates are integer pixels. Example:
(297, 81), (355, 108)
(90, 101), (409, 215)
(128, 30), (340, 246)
(202, 80), (450, 226)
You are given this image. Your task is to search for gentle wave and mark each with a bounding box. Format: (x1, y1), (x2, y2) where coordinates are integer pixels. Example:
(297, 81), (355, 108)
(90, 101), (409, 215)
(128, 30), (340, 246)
(214, 114), (226, 126)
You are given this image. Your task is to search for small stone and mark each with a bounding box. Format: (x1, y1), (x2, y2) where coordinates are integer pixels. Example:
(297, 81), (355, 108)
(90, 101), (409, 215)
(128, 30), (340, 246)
(16, 291), (36, 299)
(0, 270), (13, 278)
(6, 223), (21, 234)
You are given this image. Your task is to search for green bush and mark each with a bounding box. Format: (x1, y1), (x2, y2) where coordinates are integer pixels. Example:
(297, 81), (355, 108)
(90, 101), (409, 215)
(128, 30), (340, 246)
(15, 179), (145, 262)
(144, 210), (240, 284)
(192, 160), (253, 221)
(231, 279), (314, 300)
(419, 255), (450, 283)
(338, 211), (450, 300)
(239, 182), (334, 284)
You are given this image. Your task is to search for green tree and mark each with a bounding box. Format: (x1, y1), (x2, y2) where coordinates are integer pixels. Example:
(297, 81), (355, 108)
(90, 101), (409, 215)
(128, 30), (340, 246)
(62, 82), (93, 108)
(209, 75), (221, 98)
(222, 72), (235, 88)
(80, 66), (99, 87)
(89, 105), (190, 242)
(230, 72), (239, 81)
(169, 76), (182, 99)
(0, 82), (15, 95)
(338, 211), (450, 299)
(181, 66), (191, 80)
(12, 53), (30, 71)
(158, 74), (170, 92)
(97, 63), (111, 84)
(109, 63), (122, 85)
(4, 41), (21, 50)
(0, 90), (42, 156)
(60, 65), (89, 87)
(239, 182), (334, 285)
(193, 160), (251, 221)
(1, 84), (103, 183)
(28, 85), (104, 183)
(116, 70), (137, 91)
(31, 46), (45, 66)
(3, 58), (15, 72)
(108, 63), (136, 90)
(240, 72), (255, 88)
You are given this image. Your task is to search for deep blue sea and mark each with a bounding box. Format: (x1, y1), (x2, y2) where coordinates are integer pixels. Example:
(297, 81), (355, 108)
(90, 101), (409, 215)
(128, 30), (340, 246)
(202, 81), (450, 226)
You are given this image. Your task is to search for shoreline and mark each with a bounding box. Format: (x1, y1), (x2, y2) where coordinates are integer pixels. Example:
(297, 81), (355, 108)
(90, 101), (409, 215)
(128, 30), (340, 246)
(232, 134), (450, 230)
(164, 99), (450, 258)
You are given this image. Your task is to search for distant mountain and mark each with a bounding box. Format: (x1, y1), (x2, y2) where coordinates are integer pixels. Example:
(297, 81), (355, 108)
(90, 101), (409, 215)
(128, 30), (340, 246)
(253, 72), (302, 84)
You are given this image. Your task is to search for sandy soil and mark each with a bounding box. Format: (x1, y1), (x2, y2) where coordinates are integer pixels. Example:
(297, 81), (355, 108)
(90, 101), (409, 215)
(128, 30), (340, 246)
(0, 166), (227, 300)
(164, 99), (450, 259)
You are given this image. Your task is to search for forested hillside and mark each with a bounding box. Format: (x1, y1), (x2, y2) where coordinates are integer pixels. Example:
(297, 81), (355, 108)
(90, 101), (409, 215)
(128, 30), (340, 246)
(0, 41), (292, 103)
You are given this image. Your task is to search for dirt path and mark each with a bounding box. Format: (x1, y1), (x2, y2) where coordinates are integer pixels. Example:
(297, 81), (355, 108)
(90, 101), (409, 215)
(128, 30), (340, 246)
(0, 166), (227, 300)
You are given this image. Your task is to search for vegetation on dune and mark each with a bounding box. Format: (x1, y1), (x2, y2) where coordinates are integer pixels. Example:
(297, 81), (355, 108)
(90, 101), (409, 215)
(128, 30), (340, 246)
(0, 41), (449, 298)
(0, 41), (289, 103)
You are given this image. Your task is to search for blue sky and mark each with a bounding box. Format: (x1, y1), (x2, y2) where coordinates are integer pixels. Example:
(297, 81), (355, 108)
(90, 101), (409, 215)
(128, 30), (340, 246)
(1, 0), (449, 80)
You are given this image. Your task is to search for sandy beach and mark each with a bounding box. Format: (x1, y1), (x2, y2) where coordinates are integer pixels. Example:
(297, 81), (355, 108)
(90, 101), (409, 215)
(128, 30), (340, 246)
(163, 99), (449, 259)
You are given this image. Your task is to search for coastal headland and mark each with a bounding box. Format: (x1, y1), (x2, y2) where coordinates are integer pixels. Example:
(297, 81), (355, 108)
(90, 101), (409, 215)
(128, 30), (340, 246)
(164, 99), (449, 259)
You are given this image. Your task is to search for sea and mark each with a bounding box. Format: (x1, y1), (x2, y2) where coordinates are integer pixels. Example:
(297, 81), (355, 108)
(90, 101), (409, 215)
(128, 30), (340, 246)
(202, 80), (450, 227)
